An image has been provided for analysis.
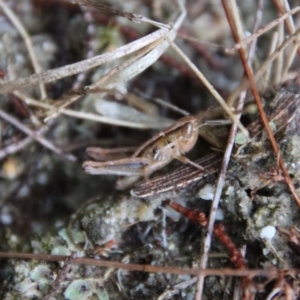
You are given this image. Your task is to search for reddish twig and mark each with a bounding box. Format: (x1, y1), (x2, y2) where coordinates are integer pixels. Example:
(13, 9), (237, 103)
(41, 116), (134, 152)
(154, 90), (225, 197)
(222, 0), (300, 207)
(0, 68), (5, 78)
(165, 200), (246, 270)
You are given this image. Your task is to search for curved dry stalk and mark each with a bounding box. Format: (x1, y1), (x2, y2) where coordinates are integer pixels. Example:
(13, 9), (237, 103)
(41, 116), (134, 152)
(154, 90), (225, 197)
(0, 29), (167, 93)
(0, 0), (47, 99)
(44, 37), (164, 121)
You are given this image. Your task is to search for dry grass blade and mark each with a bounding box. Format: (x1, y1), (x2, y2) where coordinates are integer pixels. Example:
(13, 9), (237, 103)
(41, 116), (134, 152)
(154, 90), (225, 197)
(43, 37), (166, 122)
(0, 1), (184, 94)
(11, 0), (187, 130)
(0, 251), (287, 278)
(0, 30), (165, 93)
(261, 32), (278, 93)
(94, 99), (173, 128)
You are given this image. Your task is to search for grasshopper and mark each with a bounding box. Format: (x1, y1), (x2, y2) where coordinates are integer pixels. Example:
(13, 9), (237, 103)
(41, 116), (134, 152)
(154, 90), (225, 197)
(83, 115), (208, 190)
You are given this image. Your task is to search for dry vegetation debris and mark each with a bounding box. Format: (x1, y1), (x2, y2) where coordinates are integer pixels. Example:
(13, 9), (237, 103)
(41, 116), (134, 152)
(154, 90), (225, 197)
(0, 0), (300, 299)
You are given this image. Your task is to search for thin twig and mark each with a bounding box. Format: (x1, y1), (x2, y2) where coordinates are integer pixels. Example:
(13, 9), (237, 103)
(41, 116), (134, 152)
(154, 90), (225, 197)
(261, 32), (278, 93)
(137, 91), (190, 116)
(195, 1), (264, 299)
(229, 5), (300, 52)
(71, 4), (96, 91)
(0, 108), (76, 161)
(273, 0), (300, 58)
(274, 20), (284, 86)
(166, 200), (246, 270)
(227, 27), (300, 107)
(0, 251), (289, 278)
(282, 36), (299, 81)
(44, 252), (77, 300)
(81, 0), (171, 29)
(81, 0), (144, 23)
(0, 128), (45, 160)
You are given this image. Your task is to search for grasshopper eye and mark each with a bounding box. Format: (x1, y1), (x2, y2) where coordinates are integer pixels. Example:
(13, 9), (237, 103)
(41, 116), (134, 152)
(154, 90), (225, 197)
(152, 148), (159, 159)
(166, 140), (175, 149)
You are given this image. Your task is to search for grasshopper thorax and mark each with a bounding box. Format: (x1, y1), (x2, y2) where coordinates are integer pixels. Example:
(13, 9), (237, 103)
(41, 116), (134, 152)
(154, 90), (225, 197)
(177, 118), (199, 154)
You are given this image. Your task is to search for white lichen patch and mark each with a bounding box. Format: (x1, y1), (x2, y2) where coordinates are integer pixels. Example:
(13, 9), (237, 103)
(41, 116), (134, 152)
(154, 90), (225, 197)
(58, 228), (86, 254)
(14, 279), (40, 298)
(197, 184), (215, 200)
(30, 265), (53, 291)
(51, 245), (71, 256)
(0, 205), (13, 225)
(260, 225), (276, 240)
(12, 261), (54, 299)
(225, 185), (235, 196)
(64, 279), (108, 300)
